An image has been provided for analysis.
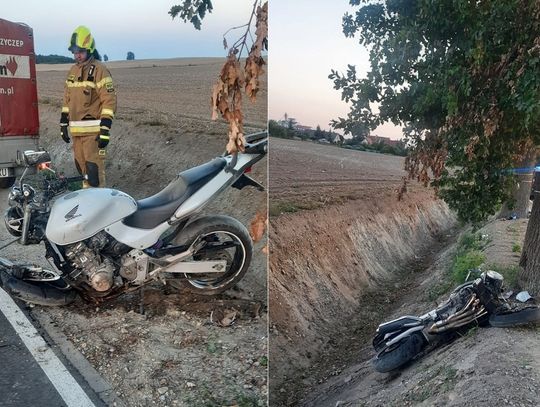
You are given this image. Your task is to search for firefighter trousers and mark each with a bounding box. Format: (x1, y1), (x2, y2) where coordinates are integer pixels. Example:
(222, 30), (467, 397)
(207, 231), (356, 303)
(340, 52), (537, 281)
(72, 134), (106, 188)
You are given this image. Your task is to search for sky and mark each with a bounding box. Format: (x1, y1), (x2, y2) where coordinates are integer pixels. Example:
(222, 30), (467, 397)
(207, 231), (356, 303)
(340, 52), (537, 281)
(2, 0), (257, 60)
(269, 0), (402, 139)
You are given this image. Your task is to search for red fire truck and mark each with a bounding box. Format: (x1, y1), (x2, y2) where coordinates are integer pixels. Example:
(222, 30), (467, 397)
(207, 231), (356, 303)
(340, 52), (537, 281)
(0, 18), (40, 188)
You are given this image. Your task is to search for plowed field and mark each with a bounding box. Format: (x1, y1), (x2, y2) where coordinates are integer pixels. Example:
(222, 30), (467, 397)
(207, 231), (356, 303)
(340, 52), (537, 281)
(269, 138), (408, 214)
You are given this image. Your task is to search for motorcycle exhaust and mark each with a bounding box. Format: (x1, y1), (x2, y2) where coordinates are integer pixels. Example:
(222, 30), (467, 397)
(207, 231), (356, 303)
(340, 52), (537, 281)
(428, 295), (487, 333)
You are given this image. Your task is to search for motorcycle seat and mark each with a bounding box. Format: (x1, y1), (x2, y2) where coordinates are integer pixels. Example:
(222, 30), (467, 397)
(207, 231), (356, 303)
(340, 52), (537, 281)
(123, 158), (226, 229)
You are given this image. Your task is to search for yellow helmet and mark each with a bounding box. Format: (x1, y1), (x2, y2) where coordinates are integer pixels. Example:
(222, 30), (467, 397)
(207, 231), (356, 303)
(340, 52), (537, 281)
(68, 26), (95, 53)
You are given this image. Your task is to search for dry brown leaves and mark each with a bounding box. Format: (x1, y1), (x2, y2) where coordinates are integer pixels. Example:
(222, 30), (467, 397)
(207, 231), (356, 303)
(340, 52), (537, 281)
(465, 135), (480, 160)
(211, 53), (246, 154)
(249, 210), (267, 243)
(210, 309), (238, 327)
(512, 137), (535, 164)
(483, 105), (503, 139)
(404, 130), (448, 191)
(211, 1), (268, 154)
(245, 2), (267, 101)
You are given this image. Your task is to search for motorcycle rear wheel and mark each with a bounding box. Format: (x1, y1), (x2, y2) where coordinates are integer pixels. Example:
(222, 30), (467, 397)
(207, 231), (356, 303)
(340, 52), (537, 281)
(489, 306), (540, 327)
(372, 333), (426, 373)
(170, 215), (253, 295)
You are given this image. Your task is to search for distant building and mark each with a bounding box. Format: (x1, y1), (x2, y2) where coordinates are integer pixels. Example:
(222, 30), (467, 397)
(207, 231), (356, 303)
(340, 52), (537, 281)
(330, 134), (344, 144)
(295, 124), (312, 131)
(363, 135), (400, 147)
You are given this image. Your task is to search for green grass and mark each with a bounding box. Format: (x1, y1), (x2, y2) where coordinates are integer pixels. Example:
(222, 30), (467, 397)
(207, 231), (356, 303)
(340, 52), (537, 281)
(440, 366), (458, 393)
(458, 232), (491, 252)
(425, 235), (481, 301)
(205, 335), (222, 355)
(67, 180), (83, 191)
(269, 202), (299, 216)
(465, 325), (478, 338)
(451, 231), (522, 289)
(269, 200), (323, 216)
(459, 232), (479, 250)
(38, 169), (82, 191)
(448, 232), (492, 284)
(259, 356), (268, 367)
(426, 232), (490, 300)
(451, 250), (485, 284)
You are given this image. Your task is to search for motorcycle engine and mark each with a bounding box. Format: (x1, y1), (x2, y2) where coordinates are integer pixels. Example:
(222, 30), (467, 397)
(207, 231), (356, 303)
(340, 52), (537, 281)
(64, 232), (116, 292)
(476, 270), (505, 313)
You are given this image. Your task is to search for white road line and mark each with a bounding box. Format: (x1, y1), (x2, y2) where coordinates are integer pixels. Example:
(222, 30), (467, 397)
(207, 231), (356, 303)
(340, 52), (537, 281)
(0, 287), (96, 407)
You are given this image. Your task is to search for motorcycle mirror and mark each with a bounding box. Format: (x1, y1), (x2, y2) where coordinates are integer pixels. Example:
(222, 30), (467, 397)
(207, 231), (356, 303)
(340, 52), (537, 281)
(23, 150), (51, 167)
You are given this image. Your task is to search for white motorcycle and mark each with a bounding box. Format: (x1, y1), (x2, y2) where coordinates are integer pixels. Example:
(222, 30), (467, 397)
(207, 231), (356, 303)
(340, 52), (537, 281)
(0, 132), (267, 306)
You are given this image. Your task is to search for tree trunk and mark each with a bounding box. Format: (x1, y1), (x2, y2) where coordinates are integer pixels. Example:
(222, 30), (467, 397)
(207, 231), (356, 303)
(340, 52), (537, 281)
(519, 168), (540, 294)
(498, 152), (536, 219)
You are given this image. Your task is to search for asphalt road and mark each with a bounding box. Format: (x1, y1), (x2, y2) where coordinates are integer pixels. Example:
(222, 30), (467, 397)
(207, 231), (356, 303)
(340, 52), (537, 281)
(0, 186), (104, 407)
(0, 307), (67, 406)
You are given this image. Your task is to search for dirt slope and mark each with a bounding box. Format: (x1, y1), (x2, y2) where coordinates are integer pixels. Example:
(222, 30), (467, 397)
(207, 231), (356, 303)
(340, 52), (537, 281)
(268, 138), (457, 405)
(0, 58), (267, 406)
(302, 218), (540, 407)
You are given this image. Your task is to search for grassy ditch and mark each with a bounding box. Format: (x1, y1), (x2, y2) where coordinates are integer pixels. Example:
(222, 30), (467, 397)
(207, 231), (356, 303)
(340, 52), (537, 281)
(429, 231), (521, 303)
(451, 231), (520, 288)
(450, 232), (488, 284)
(427, 232), (488, 301)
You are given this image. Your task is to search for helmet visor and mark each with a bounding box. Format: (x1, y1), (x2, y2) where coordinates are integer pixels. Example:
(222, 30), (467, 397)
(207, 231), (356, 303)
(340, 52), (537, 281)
(69, 45), (86, 53)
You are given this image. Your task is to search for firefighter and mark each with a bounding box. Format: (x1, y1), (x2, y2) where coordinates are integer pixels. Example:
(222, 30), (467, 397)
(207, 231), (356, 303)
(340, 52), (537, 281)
(60, 26), (116, 188)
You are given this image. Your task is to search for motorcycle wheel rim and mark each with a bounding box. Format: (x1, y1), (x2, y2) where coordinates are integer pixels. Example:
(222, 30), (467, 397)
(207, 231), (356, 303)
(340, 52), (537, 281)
(185, 230), (246, 289)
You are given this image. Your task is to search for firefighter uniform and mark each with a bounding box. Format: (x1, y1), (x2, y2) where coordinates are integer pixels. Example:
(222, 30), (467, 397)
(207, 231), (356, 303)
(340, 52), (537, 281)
(61, 26), (116, 188)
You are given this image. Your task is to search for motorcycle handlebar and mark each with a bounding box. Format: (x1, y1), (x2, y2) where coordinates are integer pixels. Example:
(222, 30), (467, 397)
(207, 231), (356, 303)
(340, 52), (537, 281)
(44, 175), (86, 196)
(245, 131), (267, 144)
(65, 176), (86, 183)
(244, 138), (267, 155)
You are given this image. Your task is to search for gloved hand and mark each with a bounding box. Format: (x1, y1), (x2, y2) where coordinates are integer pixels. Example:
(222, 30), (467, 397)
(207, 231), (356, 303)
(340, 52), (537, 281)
(97, 118), (112, 149)
(60, 112), (70, 143)
(96, 128), (110, 149)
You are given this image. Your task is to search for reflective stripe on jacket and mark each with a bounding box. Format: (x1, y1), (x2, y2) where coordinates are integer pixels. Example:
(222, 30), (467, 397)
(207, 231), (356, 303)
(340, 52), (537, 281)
(61, 57), (117, 136)
(69, 119), (101, 134)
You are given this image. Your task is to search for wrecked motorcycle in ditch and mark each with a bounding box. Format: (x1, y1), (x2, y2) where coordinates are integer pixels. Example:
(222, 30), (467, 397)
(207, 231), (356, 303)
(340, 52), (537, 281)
(0, 132), (267, 306)
(372, 270), (540, 373)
